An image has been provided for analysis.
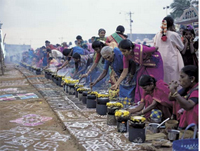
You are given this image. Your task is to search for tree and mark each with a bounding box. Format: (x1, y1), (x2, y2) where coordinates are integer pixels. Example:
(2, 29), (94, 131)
(170, 0), (191, 19)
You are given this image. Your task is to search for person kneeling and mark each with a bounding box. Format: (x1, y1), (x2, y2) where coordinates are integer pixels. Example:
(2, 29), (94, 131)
(129, 75), (173, 121)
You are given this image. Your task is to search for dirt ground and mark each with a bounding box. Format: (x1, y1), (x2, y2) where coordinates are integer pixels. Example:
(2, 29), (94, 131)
(0, 64), (173, 151)
(0, 64), (80, 151)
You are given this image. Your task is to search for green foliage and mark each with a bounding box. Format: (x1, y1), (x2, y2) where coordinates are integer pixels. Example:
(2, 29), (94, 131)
(170, 0), (191, 18)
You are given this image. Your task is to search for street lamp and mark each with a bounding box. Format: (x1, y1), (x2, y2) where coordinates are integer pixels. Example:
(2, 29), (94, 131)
(163, 6), (170, 16)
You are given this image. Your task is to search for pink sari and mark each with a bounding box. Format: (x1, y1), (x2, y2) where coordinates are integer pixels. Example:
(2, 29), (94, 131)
(141, 80), (172, 120)
(123, 44), (164, 103)
(173, 83), (198, 128)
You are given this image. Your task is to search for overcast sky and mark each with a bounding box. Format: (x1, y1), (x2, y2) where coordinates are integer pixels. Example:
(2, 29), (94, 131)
(0, 0), (173, 49)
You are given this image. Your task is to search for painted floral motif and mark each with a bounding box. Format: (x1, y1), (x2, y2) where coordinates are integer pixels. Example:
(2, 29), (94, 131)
(10, 114), (52, 126)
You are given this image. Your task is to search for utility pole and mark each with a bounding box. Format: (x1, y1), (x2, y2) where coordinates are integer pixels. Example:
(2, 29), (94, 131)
(128, 11), (134, 41)
(119, 11), (134, 41)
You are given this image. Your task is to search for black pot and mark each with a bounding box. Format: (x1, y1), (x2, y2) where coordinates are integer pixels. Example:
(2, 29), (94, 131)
(63, 83), (66, 91)
(129, 126), (145, 143)
(57, 77), (62, 87)
(52, 75), (56, 83)
(129, 121), (145, 129)
(97, 97), (109, 105)
(82, 91), (88, 104)
(28, 66), (31, 71)
(45, 71), (48, 79)
(68, 83), (75, 95)
(75, 87), (79, 98)
(117, 121), (128, 133)
(49, 73), (53, 80)
(36, 69), (41, 75)
(65, 84), (69, 93)
(107, 113), (117, 125)
(87, 94), (96, 99)
(86, 94), (96, 108)
(107, 107), (119, 115)
(96, 97), (109, 115)
(47, 72), (51, 79)
(78, 91), (83, 101)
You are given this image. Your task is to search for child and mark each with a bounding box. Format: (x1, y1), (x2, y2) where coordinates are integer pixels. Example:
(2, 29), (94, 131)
(182, 25), (198, 66)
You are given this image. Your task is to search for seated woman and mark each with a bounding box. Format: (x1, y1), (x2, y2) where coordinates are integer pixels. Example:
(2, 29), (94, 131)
(90, 46), (136, 104)
(169, 65), (198, 129)
(72, 53), (92, 79)
(129, 75), (172, 121)
(111, 39), (164, 103)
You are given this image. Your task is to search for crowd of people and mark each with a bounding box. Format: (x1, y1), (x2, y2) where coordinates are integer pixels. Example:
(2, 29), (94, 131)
(21, 16), (198, 129)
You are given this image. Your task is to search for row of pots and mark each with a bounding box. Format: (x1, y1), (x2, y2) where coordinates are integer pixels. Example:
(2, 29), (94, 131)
(63, 83), (110, 116)
(44, 70), (62, 87)
(20, 62), (41, 75)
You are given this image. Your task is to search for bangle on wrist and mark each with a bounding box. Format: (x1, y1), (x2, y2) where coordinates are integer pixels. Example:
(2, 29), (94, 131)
(172, 91), (178, 97)
(142, 110), (144, 114)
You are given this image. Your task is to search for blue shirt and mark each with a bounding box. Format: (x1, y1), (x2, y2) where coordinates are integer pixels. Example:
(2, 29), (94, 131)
(103, 47), (124, 77)
(72, 46), (84, 55)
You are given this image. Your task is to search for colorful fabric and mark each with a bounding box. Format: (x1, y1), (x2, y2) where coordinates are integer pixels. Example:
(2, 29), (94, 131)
(72, 46), (85, 55)
(154, 31), (184, 85)
(106, 33), (126, 48)
(173, 83), (198, 128)
(150, 109), (162, 119)
(95, 37), (107, 42)
(123, 44), (164, 103)
(87, 43), (94, 53)
(75, 55), (90, 77)
(0, 93), (38, 101)
(140, 80), (172, 120)
(46, 44), (55, 50)
(104, 48), (136, 103)
(104, 48), (124, 77)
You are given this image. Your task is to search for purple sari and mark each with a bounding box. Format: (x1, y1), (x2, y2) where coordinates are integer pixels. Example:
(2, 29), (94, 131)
(123, 44), (164, 103)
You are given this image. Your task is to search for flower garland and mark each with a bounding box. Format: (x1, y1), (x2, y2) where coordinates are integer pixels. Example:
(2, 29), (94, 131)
(115, 110), (130, 118)
(106, 102), (123, 108)
(130, 116), (146, 123)
(161, 20), (167, 41)
(77, 87), (90, 92)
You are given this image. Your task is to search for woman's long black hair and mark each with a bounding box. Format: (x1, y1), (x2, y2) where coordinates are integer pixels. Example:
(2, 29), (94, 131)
(118, 39), (135, 51)
(182, 65), (198, 82)
(139, 75), (157, 87)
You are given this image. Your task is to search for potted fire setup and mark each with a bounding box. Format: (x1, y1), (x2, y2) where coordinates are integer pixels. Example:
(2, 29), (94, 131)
(62, 77), (79, 95)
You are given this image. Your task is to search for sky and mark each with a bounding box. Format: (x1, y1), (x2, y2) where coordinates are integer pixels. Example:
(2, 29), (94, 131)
(0, 0), (174, 49)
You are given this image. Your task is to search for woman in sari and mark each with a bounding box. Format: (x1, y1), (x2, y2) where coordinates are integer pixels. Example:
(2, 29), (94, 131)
(106, 25), (127, 48)
(169, 65), (198, 128)
(90, 46), (136, 104)
(111, 39), (164, 103)
(72, 53), (91, 79)
(129, 75), (172, 121)
(81, 41), (106, 78)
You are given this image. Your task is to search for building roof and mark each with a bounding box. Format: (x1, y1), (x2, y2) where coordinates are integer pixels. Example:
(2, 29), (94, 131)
(175, 6), (198, 25)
